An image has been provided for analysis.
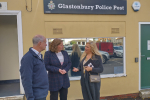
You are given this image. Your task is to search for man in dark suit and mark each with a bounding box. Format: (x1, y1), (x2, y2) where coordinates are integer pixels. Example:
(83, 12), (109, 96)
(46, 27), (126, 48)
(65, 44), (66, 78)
(20, 35), (49, 100)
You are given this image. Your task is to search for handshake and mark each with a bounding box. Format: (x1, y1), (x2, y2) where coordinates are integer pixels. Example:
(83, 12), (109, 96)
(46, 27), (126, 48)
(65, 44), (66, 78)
(59, 69), (67, 75)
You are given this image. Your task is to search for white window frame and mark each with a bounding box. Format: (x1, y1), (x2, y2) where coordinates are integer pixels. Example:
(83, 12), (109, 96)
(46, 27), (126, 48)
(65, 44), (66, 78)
(46, 37), (126, 81)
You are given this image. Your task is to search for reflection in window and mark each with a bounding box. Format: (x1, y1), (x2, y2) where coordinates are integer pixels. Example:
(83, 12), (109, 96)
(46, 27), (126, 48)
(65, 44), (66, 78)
(48, 37), (124, 77)
(113, 46), (123, 50)
(88, 37), (124, 75)
(70, 44), (81, 76)
(61, 38), (86, 77)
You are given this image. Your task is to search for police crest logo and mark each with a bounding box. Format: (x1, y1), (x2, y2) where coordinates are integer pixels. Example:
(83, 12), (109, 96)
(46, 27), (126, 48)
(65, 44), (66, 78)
(48, 0), (55, 10)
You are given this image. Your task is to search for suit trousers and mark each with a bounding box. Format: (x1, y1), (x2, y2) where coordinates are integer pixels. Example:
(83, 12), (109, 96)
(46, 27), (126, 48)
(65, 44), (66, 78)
(50, 87), (68, 100)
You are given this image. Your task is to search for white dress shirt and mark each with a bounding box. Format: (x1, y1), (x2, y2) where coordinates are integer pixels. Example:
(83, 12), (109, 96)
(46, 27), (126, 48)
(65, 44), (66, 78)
(31, 48), (41, 59)
(56, 52), (64, 65)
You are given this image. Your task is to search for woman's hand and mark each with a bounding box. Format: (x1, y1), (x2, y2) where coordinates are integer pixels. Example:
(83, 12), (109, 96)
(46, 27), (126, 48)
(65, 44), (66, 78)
(73, 67), (79, 72)
(85, 66), (92, 72)
(59, 69), (66, 74)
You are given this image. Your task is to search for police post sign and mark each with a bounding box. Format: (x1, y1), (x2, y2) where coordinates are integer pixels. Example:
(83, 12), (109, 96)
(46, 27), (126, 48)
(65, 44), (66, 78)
(44, 0), (127, 15)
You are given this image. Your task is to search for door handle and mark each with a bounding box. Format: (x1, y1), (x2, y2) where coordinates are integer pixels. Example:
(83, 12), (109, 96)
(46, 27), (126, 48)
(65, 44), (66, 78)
(141, 55), (145, 57)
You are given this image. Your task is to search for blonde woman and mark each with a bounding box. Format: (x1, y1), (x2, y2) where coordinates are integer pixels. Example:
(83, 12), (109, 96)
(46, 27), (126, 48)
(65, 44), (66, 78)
(70, 44), (82, 76)
(73, 41), (104, 100)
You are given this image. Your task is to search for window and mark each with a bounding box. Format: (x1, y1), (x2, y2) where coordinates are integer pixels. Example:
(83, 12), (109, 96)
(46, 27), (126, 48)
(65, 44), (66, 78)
(65, 46), (72, 50)
(113, 46), (123, 50)
(88, 37), (124, 75)
(46, 37), (126, 80)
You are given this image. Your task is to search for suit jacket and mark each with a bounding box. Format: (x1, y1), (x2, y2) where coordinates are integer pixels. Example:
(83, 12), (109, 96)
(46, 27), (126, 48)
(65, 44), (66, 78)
(44, 50), (71, 91)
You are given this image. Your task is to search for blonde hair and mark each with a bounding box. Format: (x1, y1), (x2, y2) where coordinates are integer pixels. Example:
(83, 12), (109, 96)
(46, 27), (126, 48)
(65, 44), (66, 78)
(49, 38), (63, 52)
(80, 41), (102, 61)
(71, 44), (82, 57)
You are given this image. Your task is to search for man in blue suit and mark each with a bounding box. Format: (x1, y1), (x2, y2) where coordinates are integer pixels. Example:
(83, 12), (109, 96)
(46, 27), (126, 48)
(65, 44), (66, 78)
(20, 35), (49, 100)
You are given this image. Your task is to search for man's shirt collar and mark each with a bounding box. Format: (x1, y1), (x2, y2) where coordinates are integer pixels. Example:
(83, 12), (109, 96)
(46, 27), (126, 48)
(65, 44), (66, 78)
(31, 48), (41, 59)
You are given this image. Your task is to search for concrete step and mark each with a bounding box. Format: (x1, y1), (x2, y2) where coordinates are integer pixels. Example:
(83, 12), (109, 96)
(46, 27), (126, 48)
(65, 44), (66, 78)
(0, 95), (24, 100)
(139, 89), (150, 98)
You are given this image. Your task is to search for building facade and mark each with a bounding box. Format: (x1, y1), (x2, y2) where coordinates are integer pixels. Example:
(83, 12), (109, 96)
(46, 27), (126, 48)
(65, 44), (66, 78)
(0, 0), (150, 99)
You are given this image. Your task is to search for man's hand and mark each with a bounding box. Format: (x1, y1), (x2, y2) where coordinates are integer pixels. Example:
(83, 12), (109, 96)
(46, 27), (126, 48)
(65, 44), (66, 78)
(72, 67), (79, 72)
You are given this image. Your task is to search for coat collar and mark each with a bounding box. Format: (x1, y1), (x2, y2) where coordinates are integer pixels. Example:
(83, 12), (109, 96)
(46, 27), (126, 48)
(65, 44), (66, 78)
(51, 50), (66, 66)
(29, 47), (43, 61)
(82, 55), (93, 66)
(61, 51), (67, 66)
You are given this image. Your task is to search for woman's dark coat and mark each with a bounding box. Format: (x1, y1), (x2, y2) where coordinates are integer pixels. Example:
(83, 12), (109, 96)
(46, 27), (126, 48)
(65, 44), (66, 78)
(78, 55), (103, 100)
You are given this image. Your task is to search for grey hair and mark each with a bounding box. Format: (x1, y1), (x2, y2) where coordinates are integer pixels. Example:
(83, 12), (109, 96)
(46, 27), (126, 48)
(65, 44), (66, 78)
(32, 35), (45, 45)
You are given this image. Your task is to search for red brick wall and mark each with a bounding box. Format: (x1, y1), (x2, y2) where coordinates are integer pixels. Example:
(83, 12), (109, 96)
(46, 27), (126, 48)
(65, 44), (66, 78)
(76, 93), (140, 100)
(100, 93), (139, 100)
